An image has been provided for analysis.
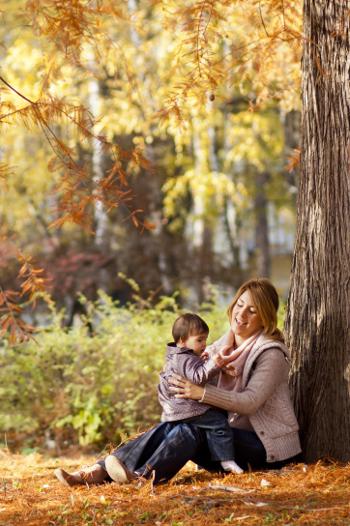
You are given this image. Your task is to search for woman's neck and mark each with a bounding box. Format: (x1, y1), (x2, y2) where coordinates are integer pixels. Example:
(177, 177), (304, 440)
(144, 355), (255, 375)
(234, 335), (245, 347)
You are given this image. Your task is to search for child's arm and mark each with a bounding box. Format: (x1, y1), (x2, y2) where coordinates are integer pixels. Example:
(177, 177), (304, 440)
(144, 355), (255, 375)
(174, 353), (220, 385)
(205, 330), (234, 358)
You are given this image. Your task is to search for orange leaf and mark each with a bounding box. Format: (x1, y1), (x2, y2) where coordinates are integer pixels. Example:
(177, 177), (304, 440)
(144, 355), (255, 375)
(287, 148), (301, 172)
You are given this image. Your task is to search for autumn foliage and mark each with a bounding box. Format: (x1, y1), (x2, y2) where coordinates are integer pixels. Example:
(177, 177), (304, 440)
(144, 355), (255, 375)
(0, 0), (302, 340)
(1, 451), (350, 526)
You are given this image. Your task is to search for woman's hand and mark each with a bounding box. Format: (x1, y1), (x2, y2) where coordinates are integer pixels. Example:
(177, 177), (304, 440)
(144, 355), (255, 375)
(168, 373), (205, 400)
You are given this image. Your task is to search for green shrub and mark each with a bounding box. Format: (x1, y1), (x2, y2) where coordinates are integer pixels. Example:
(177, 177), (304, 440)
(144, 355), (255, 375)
(0, 286), (287, 450)
(0, 290), (228, 449)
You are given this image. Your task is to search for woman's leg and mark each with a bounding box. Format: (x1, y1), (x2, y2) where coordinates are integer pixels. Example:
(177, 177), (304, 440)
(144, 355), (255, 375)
(192, 428), (266, 472)
(135, 423), (205, 483)
(100, 422), (206, 484)
(55, 423), (177, 487)
(98, 422), (177, 473)
(54, 464), (108, 486)
(232, 429), (301, 470)
(194, 428), (299, 472)
(231, 428), (267, 470)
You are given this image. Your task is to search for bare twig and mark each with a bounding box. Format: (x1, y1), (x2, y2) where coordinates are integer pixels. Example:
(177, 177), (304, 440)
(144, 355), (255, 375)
(258, 1), (270, 38)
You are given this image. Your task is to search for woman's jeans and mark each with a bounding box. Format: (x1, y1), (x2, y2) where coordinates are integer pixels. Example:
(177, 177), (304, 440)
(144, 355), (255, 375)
(98, 422), (297, 484)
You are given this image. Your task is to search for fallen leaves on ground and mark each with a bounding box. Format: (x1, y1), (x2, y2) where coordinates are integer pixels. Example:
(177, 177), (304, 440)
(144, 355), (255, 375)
(0, 450), (350, 525)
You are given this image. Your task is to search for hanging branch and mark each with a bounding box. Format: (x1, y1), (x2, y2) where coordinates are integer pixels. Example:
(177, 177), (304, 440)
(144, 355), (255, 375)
(0, 286), (35, 344)
(0, 75), (152, 231)
(258, 1), (271, 38)
(0, 71), (154, 341)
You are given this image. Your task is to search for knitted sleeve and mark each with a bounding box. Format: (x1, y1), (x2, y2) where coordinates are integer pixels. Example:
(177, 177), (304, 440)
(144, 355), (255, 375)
(200, 349), (288, 414)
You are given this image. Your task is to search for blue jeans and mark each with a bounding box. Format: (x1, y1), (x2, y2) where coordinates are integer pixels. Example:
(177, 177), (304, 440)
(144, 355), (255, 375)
(179, 408), (234, 461)
(98, 422), (202, 483)
(98, 422), (296, 484)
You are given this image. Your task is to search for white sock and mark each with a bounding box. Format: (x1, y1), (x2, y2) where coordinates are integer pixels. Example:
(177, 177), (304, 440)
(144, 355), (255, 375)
(221, 460), (244, 474)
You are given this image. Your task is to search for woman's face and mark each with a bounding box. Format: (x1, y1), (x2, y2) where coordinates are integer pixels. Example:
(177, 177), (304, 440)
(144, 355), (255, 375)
(231, 290), (263, 340)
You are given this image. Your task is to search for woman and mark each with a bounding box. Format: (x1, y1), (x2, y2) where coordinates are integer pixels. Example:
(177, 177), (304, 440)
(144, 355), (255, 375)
(171, 277), (302, 471)
(54, 278), (301, 487)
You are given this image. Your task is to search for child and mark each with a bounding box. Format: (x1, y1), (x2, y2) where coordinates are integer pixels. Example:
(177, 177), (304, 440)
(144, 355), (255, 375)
(157, 313), (243, 474)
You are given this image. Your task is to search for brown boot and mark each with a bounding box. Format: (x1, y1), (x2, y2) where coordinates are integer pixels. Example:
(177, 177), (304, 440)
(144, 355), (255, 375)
(54, 464), (107, 487)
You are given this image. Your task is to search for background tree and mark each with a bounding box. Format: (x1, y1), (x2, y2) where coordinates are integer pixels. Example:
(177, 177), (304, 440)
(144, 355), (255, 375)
(286, 0), (350, 461)
(4, 0), (329, 451)
(0, 1), (301, 333)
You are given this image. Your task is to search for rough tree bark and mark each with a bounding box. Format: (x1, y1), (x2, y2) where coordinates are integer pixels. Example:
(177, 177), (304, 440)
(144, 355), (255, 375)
(285, 0), (350, 461)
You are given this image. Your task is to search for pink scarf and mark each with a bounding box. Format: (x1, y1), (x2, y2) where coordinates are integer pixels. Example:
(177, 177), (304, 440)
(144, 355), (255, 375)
(217, 331), (262, 392)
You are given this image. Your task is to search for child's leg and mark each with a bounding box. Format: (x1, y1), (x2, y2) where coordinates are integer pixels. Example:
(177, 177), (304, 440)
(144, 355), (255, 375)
(190, 409), (244, 472)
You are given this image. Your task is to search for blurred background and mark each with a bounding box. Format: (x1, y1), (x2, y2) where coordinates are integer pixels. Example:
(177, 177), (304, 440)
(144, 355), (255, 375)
(0, 1), (301, 451)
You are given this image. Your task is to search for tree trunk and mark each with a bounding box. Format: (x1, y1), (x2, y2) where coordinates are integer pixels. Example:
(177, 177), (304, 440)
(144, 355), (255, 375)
(285, 0), (350, 461)
(127, 0), (174, 295)
(221, 66), (245, 275)
(86, 45), (109, 249)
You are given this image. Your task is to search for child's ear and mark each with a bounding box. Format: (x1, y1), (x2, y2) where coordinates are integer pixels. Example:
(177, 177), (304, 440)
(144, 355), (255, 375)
(177, 338), (185, 347)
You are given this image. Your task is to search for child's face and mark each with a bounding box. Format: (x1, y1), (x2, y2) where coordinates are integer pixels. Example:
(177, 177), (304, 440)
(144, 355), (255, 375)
(179, 332), (208, 355)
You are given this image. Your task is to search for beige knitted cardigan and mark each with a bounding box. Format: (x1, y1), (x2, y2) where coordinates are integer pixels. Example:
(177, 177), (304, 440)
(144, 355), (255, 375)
(202, 332), (301, 462)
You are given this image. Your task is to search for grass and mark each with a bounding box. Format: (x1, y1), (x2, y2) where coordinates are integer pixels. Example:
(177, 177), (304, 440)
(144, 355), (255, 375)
(1, 451), (350, 525)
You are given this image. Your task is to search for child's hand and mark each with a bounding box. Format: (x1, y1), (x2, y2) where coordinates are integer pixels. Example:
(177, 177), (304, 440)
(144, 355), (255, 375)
(214, 354), (239, 376)
(214, 344), (236, 370)
(201, 350), (209, 361)
(219, 344), (232, 356)
(214, 354), (226, 367)
(214, 344), (232, 366)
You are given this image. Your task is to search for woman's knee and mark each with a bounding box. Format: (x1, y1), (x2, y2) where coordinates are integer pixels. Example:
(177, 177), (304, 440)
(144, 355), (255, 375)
(167, 423), (205, 451)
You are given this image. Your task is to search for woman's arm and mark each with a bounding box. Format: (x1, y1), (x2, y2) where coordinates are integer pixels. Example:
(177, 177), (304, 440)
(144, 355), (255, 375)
(171, 349), (288, 415)
(169, 374), (205, 400)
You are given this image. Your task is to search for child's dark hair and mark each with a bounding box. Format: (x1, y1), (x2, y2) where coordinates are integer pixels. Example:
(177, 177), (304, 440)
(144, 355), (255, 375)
(172, 313), (209, 343)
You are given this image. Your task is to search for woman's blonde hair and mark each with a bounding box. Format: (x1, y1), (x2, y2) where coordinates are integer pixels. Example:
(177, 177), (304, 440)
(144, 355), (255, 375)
(227, 278), (284, 342)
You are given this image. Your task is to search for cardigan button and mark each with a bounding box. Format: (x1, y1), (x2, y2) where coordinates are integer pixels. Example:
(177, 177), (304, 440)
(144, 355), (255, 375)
(260, 431), (265, 436)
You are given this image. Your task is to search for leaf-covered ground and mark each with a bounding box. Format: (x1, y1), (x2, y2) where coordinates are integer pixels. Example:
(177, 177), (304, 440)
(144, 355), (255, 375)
(1, 451), (350, 525)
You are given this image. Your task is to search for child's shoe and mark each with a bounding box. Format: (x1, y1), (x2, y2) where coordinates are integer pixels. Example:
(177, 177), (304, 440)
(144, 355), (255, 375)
(220, 460), (244, 474)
